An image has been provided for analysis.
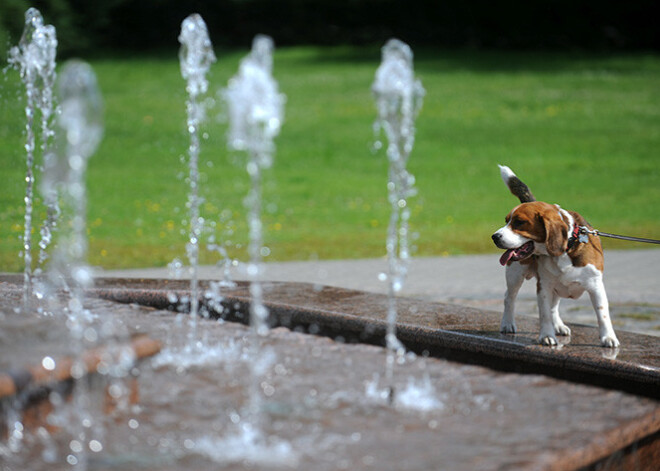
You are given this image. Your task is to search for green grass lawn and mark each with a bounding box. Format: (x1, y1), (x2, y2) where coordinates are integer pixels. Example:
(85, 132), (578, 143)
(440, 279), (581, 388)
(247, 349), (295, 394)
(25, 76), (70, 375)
(1, 47), (659, 272)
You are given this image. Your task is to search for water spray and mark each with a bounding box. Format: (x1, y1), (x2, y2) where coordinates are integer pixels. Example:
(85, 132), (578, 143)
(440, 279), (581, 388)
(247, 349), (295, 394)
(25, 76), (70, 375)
(8, 7), (58, 304)
(41, 59), (104, 470)
(178, 13), (216, 344)
(372, 38), (425, 396)
(224, 32), (285, 444)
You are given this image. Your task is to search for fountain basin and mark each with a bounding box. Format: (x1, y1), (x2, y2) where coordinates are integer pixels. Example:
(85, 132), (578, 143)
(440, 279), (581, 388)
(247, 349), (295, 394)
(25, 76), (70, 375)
(1, 274), (659, 470)
(88, 277), (660, 399)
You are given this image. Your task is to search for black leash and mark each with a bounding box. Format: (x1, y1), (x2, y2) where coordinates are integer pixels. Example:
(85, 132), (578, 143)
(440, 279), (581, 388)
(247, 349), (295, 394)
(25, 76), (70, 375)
(579, 227), (660, 245)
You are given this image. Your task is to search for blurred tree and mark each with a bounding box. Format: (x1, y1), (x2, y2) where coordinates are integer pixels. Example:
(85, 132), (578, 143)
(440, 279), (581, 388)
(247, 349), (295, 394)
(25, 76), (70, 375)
(1, 0), (658, 59)
(0, 0), (27, 61)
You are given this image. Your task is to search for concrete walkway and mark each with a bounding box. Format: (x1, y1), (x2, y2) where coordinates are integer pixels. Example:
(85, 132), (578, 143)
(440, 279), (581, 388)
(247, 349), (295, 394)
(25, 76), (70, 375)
(102, 249), (660, 335)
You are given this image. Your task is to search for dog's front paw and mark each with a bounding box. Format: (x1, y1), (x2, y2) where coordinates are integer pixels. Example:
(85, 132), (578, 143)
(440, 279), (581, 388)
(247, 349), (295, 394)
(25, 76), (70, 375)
(539, 335), (558, 346)
(601, 335), (620, 348)
(500, 320), (517, 334)
(555, 324), (571, 336)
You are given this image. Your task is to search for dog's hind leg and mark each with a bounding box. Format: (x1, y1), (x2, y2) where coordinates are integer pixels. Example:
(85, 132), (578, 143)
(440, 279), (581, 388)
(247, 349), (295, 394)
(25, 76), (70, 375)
(501, 263), (525, 333)
(588, 279), (620, 348)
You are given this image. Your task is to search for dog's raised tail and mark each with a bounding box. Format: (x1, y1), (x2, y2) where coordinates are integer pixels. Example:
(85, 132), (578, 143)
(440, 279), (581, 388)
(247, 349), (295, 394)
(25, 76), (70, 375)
(498, 165), (536, 203)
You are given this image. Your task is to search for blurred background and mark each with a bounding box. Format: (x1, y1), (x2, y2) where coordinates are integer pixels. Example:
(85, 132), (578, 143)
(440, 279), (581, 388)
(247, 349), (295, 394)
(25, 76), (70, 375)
(1, 0), (658, 58)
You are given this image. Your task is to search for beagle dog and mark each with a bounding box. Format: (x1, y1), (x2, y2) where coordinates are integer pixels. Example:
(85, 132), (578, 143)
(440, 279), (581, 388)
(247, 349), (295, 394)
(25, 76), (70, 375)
(492, 165), (619, 348)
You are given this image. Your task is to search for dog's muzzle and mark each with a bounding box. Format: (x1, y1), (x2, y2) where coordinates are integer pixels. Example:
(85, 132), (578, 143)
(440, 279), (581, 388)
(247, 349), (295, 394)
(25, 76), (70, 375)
(491, 232), (506, 249)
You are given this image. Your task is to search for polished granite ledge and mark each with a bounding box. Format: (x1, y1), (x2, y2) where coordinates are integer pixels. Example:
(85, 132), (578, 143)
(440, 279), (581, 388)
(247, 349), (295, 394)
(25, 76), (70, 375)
(81, 277), (660, 400)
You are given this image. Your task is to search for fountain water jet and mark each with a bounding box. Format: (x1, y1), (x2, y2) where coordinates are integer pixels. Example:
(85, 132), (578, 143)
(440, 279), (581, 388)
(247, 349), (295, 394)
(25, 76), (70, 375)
(178, 13), (216, 346)
(33, 26), (59, 275)
(150, 14), (239, 372)
(372, 39), (425, 387)
(42, 60), (104, 469)
(225, 34), (284, 337)
(216, 34), (291, 462)
(39, 59), (103, 315)
(7, 7), (58, 304)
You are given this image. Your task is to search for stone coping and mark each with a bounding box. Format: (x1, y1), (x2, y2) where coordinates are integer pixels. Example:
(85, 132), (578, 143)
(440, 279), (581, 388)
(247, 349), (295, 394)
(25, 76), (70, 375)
(83, 277), (660, 400)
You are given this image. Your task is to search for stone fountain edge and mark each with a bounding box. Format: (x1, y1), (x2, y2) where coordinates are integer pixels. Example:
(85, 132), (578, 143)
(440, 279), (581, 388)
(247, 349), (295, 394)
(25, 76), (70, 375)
(85, 277), (660, 401)
(87, 277), (660, 470)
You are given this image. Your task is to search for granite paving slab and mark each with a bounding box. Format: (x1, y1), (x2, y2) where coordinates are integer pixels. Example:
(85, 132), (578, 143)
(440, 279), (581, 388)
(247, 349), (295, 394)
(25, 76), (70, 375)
(84, 277), (660, 400)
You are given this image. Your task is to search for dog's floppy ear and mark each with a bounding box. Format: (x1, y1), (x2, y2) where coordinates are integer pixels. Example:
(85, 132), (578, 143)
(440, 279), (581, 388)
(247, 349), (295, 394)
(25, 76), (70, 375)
(541, 212), (568, 256)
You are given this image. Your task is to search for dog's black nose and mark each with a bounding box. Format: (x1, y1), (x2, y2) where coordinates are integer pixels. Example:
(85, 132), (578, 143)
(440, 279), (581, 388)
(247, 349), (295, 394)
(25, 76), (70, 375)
(492, 233), (504, 248)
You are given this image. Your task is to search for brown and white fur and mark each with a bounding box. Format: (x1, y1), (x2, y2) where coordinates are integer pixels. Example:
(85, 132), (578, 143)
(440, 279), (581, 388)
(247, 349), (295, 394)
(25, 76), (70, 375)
(492, 165), (619, 348)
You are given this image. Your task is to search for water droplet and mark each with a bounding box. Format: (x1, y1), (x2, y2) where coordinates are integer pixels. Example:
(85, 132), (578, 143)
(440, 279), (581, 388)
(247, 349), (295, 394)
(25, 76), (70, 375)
(247, 264), (259, 277)
(41, 356), (56, 371)
(69, 440), (83, 453)
(70, 362), (85, 379)
(89, 440), (103, 452)
(108, 383), (123, 399)
(262, 382), (275, 396)
(184, 438), (195, 450)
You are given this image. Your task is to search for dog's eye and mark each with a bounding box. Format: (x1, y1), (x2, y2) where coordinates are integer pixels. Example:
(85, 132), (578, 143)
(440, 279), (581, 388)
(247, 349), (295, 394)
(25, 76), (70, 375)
(512, 218), (525, 229)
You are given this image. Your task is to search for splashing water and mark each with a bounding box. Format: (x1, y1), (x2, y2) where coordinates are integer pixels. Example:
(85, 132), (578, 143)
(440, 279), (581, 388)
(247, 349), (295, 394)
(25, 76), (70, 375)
(8, 8), (58, 304)
(152, 340), (242, 372)
(224, 33), (285, 439)
(372, 39), (425, 386)
(36, 59), (104, 469)
(225, 35), (283, 162)
(194, 424), (299, 468)
(225, 33), (284, 341)
(40, 60), (103, 321)
(365, 373), (444, 412)
(32, 19), (59, 273)
(178, 13), (216, 344)
(179, 14), (216, 98)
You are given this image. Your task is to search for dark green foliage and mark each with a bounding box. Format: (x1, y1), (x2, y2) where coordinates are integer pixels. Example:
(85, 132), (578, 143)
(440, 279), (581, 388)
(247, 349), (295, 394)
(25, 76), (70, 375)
(1, 0), (658, 60)
(0, 0), (26, 60)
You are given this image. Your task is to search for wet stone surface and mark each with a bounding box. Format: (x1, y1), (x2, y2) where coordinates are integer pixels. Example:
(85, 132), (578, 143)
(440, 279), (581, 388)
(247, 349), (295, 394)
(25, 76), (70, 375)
(1, 281), (659, 470)
(88, 278), (660, 398)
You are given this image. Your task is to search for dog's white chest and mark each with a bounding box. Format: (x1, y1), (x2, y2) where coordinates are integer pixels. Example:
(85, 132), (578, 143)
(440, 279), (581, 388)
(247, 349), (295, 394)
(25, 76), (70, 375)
(539, 255), (599, 300)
